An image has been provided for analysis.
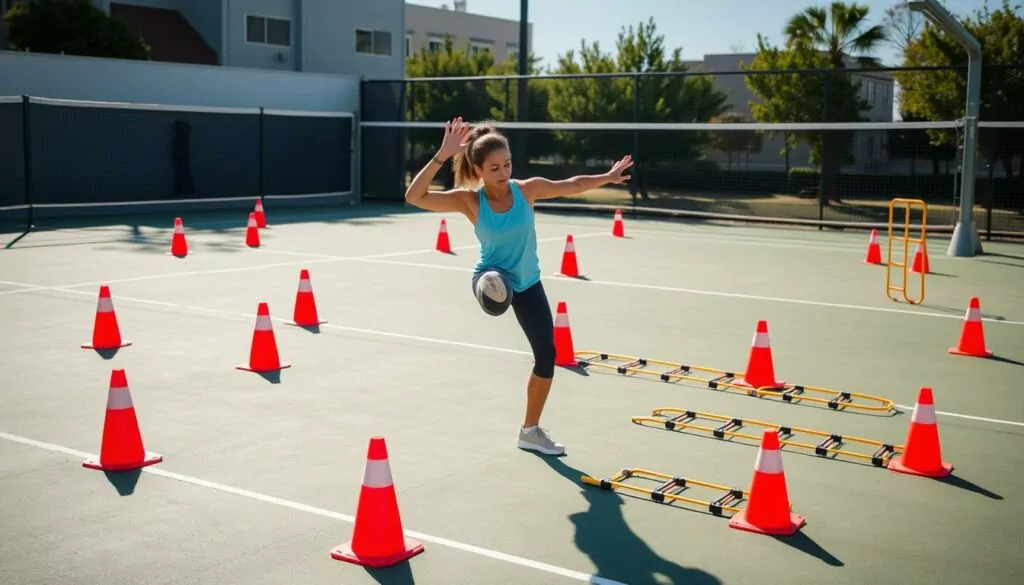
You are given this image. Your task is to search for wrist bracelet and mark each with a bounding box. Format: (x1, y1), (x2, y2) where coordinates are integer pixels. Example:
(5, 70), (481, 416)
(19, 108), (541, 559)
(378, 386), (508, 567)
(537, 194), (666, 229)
(432, 156), (444, 165)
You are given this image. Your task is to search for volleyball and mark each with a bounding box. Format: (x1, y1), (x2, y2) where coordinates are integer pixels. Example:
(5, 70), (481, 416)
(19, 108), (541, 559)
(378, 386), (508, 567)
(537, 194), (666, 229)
(475, 270), (512, 316)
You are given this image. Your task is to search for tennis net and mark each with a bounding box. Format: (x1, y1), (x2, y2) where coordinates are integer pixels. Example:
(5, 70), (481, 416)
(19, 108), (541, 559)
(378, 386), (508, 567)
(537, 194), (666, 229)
(360, 118), (1024, 238)
(0, 96), (355, 224)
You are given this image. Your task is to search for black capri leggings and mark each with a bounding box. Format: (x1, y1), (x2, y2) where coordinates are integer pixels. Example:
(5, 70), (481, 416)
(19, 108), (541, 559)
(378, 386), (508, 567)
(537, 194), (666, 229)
(473, 273), (556, 379)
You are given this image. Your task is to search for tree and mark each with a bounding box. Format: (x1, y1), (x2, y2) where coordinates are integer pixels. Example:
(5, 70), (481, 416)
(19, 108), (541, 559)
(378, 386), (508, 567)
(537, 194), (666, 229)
(405, 36), (500, 155)
(4, 0), (149, 60)
(545, 18), (730, 165)
(709, 112), (764, 169)
(883, 1), (925, 56)
(743, 2), (886, 203)
(893, 0), (1024, 179)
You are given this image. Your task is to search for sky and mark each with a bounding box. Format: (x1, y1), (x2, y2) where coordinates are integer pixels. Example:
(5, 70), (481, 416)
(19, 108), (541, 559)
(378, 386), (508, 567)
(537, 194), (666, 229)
(408, 0), (989, 69)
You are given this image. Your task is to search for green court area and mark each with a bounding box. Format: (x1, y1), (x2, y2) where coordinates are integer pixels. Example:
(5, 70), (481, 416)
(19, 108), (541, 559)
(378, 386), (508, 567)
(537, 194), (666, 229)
(1, 203), (1022, 585)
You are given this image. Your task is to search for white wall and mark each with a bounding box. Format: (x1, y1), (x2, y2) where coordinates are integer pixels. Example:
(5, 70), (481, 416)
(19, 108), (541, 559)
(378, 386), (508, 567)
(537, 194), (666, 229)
(0, 50), (359, 113)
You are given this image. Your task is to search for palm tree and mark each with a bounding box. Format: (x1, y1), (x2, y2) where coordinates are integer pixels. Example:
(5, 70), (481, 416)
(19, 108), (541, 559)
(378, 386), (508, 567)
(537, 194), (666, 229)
(783, 2), (888, 203)
(784, 2), (888, 68)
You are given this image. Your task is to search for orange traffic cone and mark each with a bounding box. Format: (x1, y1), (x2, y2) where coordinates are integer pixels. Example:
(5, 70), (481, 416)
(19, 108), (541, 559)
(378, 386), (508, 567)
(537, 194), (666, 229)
(553, 301), (576, 366)
(735, 320), (784, 390)
(889, 387), (953, 478)
(254, 198), (267, 228)
(331, 437), (424, 567)
(612, 209), (625, 237)
(436, 218), (451, 253)
(911, 242), (929, 273)
(169, 217), (191, 257)
(245, 212), (261, 247)
(949, 297), (993, 358)
(285, 269), (326, 327)
(863, 229), (882, 264)
(729, 429), (805, 536)
(559, 234), (581, 278)
(82, 369), (163, 472)
(237, 302), (291, 373)
(81, 285), (132, 351)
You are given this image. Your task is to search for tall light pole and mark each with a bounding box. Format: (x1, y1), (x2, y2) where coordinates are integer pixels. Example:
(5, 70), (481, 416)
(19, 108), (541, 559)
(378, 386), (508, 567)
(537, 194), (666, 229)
(908, 0), (983, 256)
(516, 0), (529, 175)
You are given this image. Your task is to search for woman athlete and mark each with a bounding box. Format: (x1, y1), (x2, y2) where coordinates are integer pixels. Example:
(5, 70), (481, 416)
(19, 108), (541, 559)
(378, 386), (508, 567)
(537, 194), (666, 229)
(404, 117), (633, 456)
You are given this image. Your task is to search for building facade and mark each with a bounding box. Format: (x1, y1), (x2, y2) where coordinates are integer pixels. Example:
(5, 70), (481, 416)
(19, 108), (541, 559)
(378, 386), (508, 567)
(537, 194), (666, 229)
(1, 0), (406, 80)
(404, 1), (528, 63)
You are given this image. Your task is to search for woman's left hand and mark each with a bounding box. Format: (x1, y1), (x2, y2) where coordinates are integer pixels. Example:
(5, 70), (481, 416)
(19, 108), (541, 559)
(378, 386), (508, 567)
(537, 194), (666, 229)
(604, 155), (634, 184)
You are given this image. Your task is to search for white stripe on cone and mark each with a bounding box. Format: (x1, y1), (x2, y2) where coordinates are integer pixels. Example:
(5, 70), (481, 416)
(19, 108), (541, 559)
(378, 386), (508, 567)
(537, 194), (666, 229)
(107, 388), (134, 410)
(254, 315), (274, 331)
(966, 307), (981, 322)
(174, 224), (184, 234)
(752, 331), (770, 348)
(754, 447), (784, 474)
(868, 231), (878, 244)
(565, 241), (575, 252)
(363, 459), (394, 488)
(911, 402), (937, 425)
(297, 279), (313, 292)
(554, 312), (570, 327)
(248, 217), (257, 228)
(97, 297), (115, 313)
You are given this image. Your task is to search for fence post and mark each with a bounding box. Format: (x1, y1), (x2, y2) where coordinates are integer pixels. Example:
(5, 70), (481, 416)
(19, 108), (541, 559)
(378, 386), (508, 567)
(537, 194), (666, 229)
(632, 73), (640, 217)
(818, 73), (830, 230)
(22, 94), (33, 230)
(258, 106), (265, 200)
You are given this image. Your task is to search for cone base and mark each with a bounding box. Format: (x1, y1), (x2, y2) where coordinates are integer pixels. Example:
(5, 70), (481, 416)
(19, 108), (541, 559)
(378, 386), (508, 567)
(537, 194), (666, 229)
(284, 319), (327, 327)
(330, 538), (424, 568)
(728, 509), (805, 536)
(236, 363), (292, 373)
(948, 346), (993, 358)
(167, 251), (193, 257)
(888, 455), (953, 478)
(734, 378), (786, 391)
(83, 452), (163, 472)
(82, 340), (133, 350)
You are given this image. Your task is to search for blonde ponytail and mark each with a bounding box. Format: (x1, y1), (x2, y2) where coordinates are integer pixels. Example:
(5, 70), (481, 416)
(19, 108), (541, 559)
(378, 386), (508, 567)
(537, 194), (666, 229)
(451, 122), (509, 188)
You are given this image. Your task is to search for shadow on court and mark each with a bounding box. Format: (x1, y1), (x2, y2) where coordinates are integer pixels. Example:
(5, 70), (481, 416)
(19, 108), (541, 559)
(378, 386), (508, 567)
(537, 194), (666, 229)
(363, 560), (416, 585)
(104, 469), (142, 496)
(540, 455), (723, 585)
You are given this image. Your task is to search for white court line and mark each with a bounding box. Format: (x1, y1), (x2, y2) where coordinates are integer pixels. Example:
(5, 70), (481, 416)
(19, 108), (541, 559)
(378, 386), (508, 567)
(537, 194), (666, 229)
(342, 257), (1024, 327)
(8, 282), (1024, 429)
(0, 232), (605, 296)
(0, 431), (626, 585)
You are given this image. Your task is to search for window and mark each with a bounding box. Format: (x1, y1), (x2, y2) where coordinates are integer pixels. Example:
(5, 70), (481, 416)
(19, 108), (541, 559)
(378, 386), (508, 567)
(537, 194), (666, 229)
(507, 43), (518, 60)
(405, 35), (412, 57)
(246, 15), (290, 47)
(427, 36), (444, 52)
(470, 41), (493, 56)
(356, 28), (392, 56)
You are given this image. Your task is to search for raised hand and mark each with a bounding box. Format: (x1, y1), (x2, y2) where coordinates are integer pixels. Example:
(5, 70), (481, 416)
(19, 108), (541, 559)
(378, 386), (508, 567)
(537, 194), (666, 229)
(604, 155), (634, 184)
(436, 116), (471, 161)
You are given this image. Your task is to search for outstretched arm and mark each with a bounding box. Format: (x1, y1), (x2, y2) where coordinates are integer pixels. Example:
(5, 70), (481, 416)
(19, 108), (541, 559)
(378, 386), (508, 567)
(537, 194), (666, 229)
(519, 155), (633, 202)
(405, 117), (473, 214)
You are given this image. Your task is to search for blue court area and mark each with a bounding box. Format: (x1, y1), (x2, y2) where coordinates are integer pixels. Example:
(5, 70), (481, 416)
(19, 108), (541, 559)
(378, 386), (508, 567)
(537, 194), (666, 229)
(1, 202), (1023, 585)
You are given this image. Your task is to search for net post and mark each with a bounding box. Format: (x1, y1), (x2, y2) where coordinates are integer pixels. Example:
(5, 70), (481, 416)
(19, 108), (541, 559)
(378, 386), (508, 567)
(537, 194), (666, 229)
(21, 94), (33, 230)
(632, 73), (640, 219)
(258, 106), (265, 201)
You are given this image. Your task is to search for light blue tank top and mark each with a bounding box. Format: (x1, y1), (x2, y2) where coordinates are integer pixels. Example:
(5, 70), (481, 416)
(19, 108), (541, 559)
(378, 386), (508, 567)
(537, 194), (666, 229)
(473, 181), (541, 293)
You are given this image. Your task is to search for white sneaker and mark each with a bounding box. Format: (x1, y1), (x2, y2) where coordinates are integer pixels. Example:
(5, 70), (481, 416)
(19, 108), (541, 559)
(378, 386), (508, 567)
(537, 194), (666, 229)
(518, 426), (565, 455)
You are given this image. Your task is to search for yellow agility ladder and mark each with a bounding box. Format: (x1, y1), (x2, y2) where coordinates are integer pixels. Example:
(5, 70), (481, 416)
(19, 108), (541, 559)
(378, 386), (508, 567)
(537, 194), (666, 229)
(886, 198), (927, 305)
(581, 468), (749, 517)
(631, 407), (903, 468)
(574, 351), (897, 414)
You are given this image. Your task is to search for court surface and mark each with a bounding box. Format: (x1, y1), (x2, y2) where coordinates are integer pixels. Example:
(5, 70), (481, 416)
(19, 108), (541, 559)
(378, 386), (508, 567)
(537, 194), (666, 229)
(1, 202), (1023, 585)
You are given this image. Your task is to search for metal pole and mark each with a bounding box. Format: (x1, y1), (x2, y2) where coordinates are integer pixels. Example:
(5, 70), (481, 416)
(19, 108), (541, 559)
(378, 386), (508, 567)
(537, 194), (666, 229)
(516, 0), (528, 176)
(909, 0), (983, 256)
